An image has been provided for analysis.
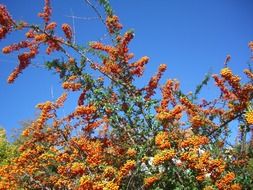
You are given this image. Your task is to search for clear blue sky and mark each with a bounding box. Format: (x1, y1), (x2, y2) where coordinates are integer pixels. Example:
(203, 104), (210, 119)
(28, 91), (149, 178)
(0, 0), (252, 138)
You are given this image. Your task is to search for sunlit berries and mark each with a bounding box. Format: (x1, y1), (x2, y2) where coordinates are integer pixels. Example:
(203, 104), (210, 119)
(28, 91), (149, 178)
(245, 110), (253, 125)
(61, 23), (72, 41)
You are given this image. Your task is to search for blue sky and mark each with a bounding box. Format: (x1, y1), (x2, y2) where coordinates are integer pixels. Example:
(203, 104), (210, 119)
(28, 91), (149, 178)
(0, 0), (252, 139)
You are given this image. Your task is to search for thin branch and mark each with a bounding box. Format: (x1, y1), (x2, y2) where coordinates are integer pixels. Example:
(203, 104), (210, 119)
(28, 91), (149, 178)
(65, 15), (99, 21)
(208, 111), (245, 137)
(84, 0), (105, 25)
(70, 9), (76, 44)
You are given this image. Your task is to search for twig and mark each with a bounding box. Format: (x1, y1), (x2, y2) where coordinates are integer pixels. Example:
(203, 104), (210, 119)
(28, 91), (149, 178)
(84, 0), (105, 25)
(65, 15), (99, 21)
(70, 9), (76, 44)
(208, 111), (245, 137)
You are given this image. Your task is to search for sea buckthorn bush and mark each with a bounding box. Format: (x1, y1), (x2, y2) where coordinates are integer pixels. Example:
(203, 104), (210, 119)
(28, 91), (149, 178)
(0, 0), (253, 189)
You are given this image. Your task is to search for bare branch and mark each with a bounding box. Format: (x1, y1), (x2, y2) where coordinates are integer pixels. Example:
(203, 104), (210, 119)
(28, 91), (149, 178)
(84, 0), (105, 25)
(70, 9), (76, 44)
(65, 15), (99, 21)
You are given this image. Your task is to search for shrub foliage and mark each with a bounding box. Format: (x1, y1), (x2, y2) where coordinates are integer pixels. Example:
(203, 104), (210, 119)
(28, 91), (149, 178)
(0, 1), (253, 189)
